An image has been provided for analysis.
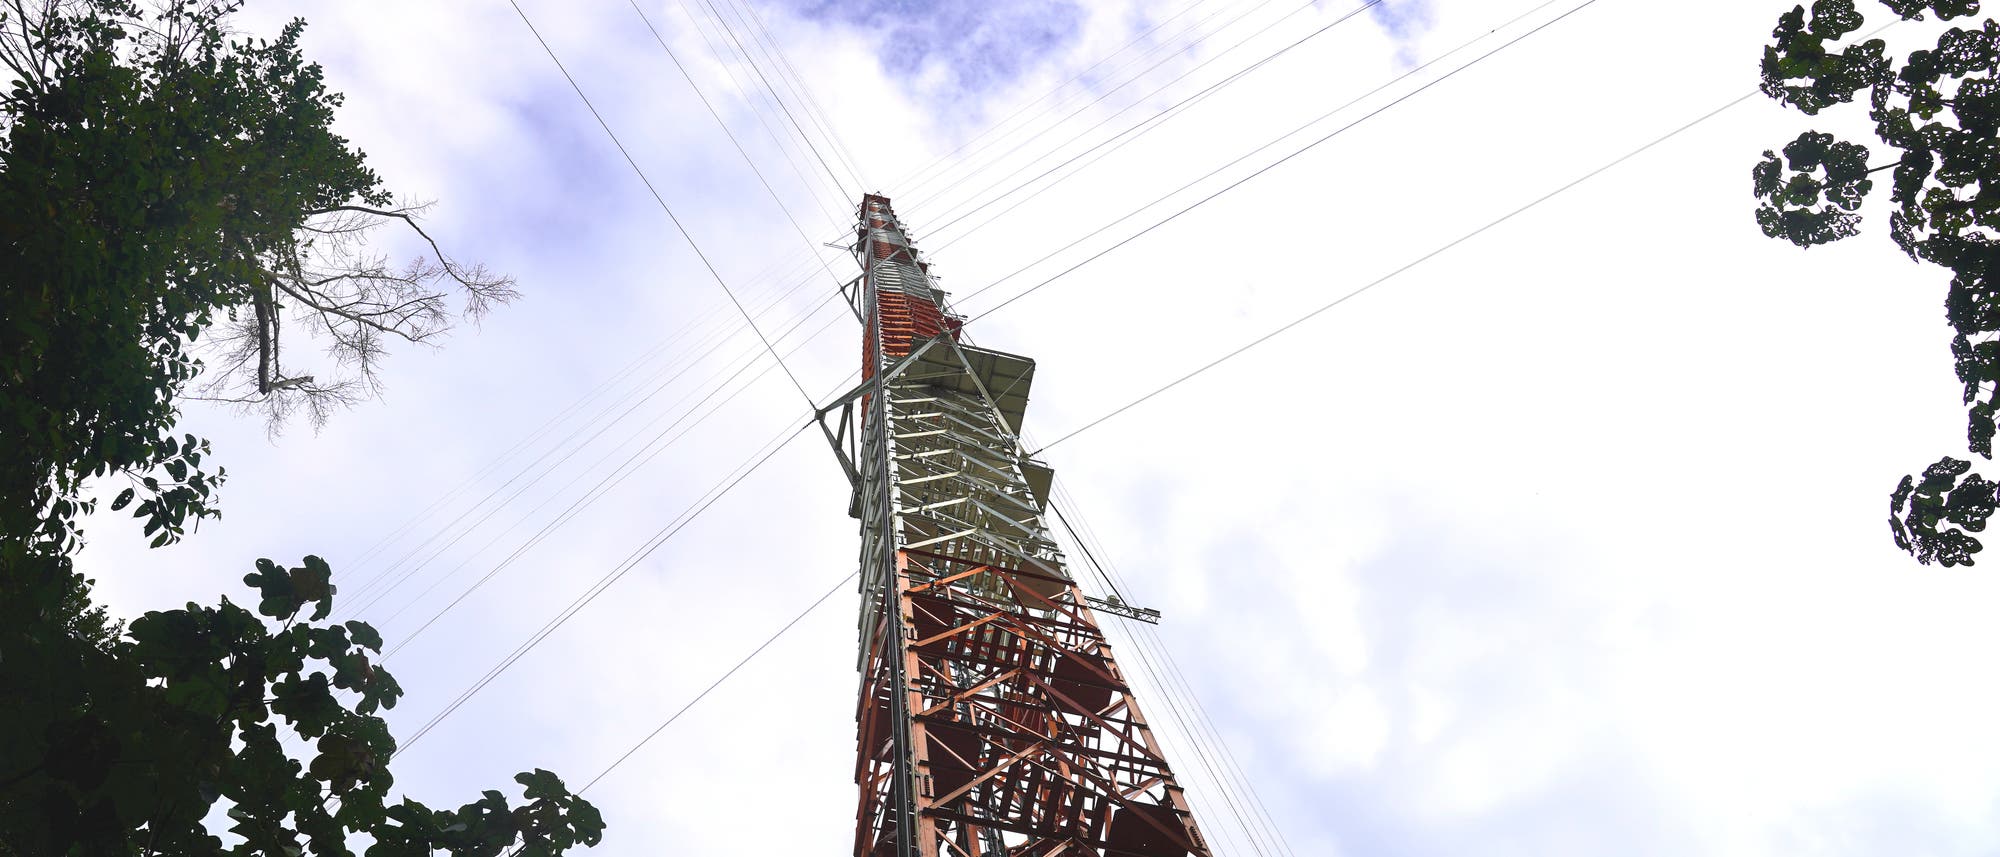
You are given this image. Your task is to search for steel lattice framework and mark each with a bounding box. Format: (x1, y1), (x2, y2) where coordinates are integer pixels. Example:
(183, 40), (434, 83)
(817, 195), (1212, 857)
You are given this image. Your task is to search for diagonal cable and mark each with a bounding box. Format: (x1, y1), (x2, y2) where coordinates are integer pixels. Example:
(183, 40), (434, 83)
(1033, 87), (1757, 454)
(506, 0), (817, 407)
(625, 0), (848, 291)
(956, 0), (1609, 322)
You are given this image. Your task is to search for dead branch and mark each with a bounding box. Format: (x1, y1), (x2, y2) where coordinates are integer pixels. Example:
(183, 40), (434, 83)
(192, 200), (516, 435)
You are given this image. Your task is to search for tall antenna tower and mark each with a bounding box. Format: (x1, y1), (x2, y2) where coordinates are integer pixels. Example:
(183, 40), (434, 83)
(818, 195), (1212, 857)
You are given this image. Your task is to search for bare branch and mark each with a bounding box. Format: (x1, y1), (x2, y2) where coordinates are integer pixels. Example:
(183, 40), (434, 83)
(188, 199), (514, 435)
(304, 203), (520, 309)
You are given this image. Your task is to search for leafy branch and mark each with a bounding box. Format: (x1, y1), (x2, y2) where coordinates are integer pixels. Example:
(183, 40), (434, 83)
(1755, 0), (2000, 564)
(0, 555), (605, 854)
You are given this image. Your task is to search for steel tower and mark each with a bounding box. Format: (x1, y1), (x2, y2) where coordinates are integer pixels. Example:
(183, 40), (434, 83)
(817, 195), (1212, 857)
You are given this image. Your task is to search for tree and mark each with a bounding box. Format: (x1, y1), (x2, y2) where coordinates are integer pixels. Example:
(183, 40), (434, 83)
(2, 555), (606, 855)
(0, 0), (515, 560)
(0, 1), (604, 852)
(1755, 0), (2000, 565)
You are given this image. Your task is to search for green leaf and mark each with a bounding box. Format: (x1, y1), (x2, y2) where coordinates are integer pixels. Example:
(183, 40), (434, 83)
(0, 2), (591, 850)
(42, 716), (120, 791)
(298, 554), (334, 620)
(346, 620), (384, 652)
(1752, 131), (1874, 246)
(1890, 456), (2000, 565)
(516, 768), (568, 800)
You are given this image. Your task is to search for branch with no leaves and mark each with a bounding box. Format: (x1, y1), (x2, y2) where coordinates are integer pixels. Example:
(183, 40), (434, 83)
(193, 200), (517, 434)
(0, 0), (67, 109)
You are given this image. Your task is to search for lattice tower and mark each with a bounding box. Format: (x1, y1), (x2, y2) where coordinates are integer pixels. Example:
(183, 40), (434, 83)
(817, 194), (1213, 857)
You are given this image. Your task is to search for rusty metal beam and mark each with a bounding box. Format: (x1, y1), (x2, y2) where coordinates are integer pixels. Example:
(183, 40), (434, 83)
(846, 195), (1211, 857)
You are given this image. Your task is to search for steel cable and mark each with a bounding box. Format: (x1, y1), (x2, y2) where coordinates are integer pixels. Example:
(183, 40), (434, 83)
(929, 0), (1566, 255)
(574, 568), (858, 794)
(508, 0), (818, 407)
(1041, 490), (1277, 857)
(919, 0), (1389, 248)
(1037, 95), (1751, 457)
(955, 0), (1609, 326)
(676, 0), (851, 227)
(1048, 482), (1296, 857)
(337, 332), (679, 599)
(394, 418), (813, 755)
(363, 0), (1401, 612)
(338, 233), (836, 606)
(895, 0), (1269, 206)
(378, 298), (849, 656)
(910, 0), (1354, 224)
(404, 7), (1745, 851)
(621, 0), (853, 321)
(691, 0), (855, 202)
(899, 0), (1292, 216)
(344, 271), (839, 623)
(876, 0), (1219, 198)
(718, 0), (872, 190)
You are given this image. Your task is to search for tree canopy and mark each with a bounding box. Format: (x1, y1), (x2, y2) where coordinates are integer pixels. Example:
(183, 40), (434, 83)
(2, 555), (606, 855)
(0, 0), (514, 560)
(0, 1), (603, 852)
(1754, 0), (2000, 565)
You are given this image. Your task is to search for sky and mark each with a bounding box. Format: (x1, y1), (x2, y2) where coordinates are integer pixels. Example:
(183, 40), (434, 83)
(69, 0), (2000, 854)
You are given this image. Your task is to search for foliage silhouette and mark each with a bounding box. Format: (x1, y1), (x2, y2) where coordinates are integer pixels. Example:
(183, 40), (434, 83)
(1755, 0), (2000, 565)
(0, 1), (603, 852)
(3, 555), (605, 855)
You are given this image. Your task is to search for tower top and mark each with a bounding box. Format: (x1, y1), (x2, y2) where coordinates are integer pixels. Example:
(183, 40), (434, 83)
(826, 194), (1213, 857)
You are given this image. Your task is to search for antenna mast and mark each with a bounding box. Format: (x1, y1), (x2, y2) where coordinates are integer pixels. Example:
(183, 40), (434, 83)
(817, 195), (1212, 857)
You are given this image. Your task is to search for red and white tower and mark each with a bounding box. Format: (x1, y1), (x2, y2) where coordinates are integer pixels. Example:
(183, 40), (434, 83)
(818, 195), (1212, 857)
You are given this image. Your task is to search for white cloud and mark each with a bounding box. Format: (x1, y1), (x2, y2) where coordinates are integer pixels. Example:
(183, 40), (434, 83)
(69, 0), (2000, 854)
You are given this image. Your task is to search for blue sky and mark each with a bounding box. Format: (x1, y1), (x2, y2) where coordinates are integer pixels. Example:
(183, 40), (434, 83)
(69, 0), (2000, 854)
(779, 0), (1089, 101)
(1369, 0), (1432, 40)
